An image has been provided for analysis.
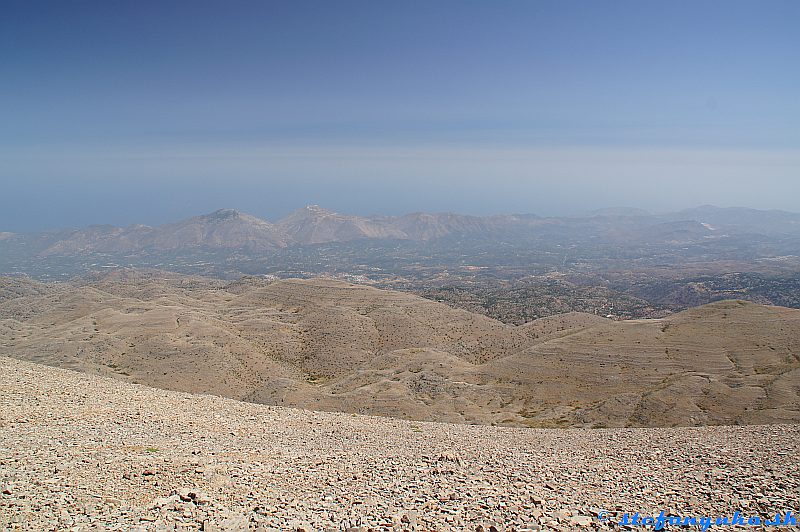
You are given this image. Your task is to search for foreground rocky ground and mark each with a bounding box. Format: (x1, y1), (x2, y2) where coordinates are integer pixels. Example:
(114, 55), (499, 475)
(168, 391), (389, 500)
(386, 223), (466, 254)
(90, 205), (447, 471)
(1, 356), (798, 531)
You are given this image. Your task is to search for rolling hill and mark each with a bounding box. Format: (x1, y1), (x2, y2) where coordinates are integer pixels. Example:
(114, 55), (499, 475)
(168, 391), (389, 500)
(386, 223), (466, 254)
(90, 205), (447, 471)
(1, 272), (798, 428)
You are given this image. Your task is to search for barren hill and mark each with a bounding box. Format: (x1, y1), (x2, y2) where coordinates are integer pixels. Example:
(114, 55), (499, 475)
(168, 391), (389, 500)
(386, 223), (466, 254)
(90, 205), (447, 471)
(1, 274), (798, 428)
(1, 356), (798, 531)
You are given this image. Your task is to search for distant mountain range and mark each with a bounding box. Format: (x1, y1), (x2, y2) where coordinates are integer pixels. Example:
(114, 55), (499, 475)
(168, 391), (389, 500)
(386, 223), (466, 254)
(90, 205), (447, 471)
(40, 208), (290, 256)
(5, 204), (800, 258)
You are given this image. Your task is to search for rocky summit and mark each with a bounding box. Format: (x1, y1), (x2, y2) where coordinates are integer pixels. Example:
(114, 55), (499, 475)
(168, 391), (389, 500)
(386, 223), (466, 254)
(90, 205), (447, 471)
(1, 356), (799, 531)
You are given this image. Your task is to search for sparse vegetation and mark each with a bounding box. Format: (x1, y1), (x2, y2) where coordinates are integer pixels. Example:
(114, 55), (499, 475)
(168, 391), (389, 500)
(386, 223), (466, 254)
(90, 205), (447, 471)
(1, 274), (798, 428)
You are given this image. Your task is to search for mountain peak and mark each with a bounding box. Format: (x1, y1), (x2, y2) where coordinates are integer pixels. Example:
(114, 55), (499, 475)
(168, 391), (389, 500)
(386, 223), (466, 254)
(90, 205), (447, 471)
(279, 205), (338, 223)
(205, 208), (242, 220)
(302, 204), (335, 216)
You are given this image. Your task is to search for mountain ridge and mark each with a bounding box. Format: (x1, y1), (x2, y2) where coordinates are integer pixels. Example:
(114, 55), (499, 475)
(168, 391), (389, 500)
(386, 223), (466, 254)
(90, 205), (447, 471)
(8, 203), (800, 258)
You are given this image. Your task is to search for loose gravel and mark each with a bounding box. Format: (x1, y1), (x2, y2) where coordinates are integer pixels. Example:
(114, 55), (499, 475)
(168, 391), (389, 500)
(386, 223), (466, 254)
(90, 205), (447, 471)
(1, 356), (798, 531)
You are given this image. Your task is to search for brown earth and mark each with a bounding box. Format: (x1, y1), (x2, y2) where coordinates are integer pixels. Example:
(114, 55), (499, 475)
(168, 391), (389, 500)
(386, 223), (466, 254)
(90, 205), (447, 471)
(1, 273), (798, 428)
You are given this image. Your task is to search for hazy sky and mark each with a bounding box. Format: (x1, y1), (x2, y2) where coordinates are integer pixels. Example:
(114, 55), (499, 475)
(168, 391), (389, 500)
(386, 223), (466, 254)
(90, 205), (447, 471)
(1, 1), (798, 230)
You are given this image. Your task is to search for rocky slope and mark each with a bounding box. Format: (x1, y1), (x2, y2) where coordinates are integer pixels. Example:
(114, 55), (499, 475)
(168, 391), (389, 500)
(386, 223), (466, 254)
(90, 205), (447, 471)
(1, 273), (798, 428)
(1, 356), (798, 531)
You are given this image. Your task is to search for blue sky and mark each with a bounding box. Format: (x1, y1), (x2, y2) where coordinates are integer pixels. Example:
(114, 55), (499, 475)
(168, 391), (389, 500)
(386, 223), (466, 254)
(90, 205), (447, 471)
(1, 1), (798, 230)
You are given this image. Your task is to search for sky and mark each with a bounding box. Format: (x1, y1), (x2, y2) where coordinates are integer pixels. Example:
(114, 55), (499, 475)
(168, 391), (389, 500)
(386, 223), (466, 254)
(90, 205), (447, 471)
(1, 0), (798, 231)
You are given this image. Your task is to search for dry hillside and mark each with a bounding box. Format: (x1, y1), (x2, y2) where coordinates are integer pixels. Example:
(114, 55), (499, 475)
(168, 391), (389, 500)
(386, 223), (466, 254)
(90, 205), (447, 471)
(0, 272), (798, 428)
